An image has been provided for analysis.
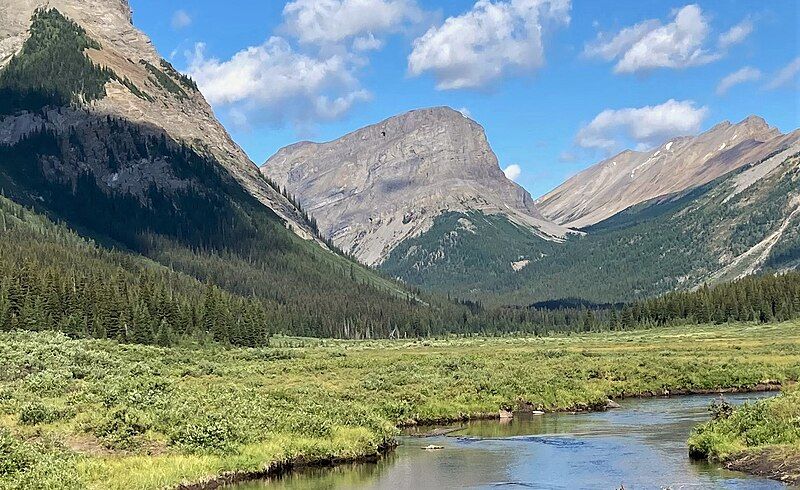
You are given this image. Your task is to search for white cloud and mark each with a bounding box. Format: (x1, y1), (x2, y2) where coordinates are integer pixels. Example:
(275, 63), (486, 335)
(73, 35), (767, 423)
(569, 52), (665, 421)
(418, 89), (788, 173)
(408, 0), (571, 90)
(503, 164), (522, 181)
(187, 39), (371, 126)
(718, 19), (753, 49)
(585, 4), (721, 74)
(282, 0), (424, 46)
(716, 66), (761, 95)
(457, 107), (472, 118)
(171, 10), (192, 30)
(352, 34), (384, 51)
(764, 57), (800, 91)
(583, 19), (660, 61)
(576, 99), (708, 152)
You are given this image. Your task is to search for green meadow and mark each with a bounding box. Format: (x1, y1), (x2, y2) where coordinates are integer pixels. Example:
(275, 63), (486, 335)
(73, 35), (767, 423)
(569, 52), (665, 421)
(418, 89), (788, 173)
(2, 321), (799, 489)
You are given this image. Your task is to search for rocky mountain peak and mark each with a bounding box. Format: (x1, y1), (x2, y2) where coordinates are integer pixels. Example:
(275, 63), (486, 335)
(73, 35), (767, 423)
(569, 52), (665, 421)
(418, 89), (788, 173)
(538, 115), (797, 228)
(263, 106), (568, 265)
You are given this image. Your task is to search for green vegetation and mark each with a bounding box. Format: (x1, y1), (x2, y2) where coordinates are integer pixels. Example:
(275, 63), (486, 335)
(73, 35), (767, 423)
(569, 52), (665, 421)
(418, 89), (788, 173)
(381, 211), (550, 294)
(0, 8), (148, 114)
(0, 193), (272, 346)
(382, 154), (800, 305)
(0, 322), (797, 489)
(159, 60), (198, 92)
(688, 386), (800, 483)
(140, 60), (187, 99)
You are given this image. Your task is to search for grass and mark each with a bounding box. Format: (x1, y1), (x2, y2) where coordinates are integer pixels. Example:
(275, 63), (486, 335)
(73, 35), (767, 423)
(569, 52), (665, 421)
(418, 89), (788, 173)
(688, 384), (800, 483)
(1, 321), (799, 489)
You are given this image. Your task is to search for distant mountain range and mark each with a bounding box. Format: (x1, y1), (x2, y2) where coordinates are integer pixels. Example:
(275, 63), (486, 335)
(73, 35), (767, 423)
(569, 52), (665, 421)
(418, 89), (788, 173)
(538, 115), (799, 228)
(264, 108), (800, 304)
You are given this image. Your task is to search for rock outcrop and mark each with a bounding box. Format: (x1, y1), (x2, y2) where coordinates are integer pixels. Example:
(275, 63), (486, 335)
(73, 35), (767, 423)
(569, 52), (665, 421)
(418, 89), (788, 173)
(538, 116), (800, 228)
(262, 107), (569, 265)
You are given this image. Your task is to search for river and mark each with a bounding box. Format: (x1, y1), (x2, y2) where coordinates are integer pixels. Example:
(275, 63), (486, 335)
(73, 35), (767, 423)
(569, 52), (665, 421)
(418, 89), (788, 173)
(232, 392), (782, 489)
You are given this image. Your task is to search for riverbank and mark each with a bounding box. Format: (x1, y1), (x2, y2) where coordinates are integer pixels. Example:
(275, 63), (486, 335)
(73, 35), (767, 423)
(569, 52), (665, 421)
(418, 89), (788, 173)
(1, 321), (799, 489)
(688, 385), (800, 485)
(174, 441), (396, 490)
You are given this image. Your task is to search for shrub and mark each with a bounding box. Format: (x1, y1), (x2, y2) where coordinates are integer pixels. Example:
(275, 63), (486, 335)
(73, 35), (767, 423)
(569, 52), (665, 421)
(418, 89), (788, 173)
(90, 407), (151, 449)
(170, 414), (240, 453)
(0, 429), (33, 476)
(18, 402), (64, 425)
(709, 397), (734, 420)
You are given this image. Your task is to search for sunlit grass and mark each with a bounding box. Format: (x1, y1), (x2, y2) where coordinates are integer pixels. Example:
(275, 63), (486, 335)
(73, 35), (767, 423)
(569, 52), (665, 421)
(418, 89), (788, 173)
(1, 321), (799, 489)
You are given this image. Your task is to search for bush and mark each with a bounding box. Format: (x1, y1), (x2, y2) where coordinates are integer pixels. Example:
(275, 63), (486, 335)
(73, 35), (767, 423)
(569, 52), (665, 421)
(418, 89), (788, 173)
(18, 402), (65, 425)
(0, 430), (80, 489)
(709, 397), (733, 420)
(90, 407), (151, 449)
(170, 414), (240, 453)
(0, 429), (33, 476)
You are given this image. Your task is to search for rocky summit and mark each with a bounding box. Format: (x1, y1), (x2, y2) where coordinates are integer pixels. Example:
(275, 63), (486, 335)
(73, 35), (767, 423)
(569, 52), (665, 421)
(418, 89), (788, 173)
(262, 107), (569, 265)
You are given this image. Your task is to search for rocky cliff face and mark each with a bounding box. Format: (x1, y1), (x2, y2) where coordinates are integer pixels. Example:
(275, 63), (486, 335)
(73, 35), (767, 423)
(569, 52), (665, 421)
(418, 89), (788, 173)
(0, 0), (317, 239)
(262, 107), (569, 265)
(538, 116), (799, 228)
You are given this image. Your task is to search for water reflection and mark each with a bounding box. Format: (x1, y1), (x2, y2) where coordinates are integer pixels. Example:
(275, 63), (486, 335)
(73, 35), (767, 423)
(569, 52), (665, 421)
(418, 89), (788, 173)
(232, 393), (783, 489)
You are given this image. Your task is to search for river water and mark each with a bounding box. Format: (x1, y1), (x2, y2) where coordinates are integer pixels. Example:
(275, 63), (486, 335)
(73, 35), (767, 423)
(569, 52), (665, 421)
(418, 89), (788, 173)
(233, 392), (783, 489)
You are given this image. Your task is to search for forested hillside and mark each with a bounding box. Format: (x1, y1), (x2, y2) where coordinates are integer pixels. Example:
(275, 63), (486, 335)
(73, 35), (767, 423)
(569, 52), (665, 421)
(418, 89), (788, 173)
(0, 8), (479, 340)
(383, 151), (800, 305)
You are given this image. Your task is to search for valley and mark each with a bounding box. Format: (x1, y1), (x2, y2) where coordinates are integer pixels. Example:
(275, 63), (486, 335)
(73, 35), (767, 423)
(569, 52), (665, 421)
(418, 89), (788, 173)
(0, 0), (798, 488)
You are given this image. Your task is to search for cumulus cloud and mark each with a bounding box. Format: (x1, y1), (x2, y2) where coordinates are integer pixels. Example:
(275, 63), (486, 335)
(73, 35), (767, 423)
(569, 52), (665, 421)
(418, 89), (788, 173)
(171, 10), (192, 30)
(282, 0), (424, 46)
(764, 57), (800, 91)
(187, 40), (371, 126)
(718, 19), (753, 49)
(503, 164), (522, 181)
(584, 4), (722, 74)
(716, 66), (761, 95)
(576, 99), (708, 152)
(183, 0), (431, 128)
(408, 0), (571, 90)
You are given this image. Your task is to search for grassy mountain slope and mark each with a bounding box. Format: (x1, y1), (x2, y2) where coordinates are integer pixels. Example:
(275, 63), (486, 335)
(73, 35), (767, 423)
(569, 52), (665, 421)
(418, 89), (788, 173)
(382, 152), (800, 304)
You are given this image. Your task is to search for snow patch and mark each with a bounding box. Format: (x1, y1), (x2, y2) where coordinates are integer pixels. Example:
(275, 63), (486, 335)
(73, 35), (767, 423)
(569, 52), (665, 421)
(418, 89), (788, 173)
(665, 142), (673, 151)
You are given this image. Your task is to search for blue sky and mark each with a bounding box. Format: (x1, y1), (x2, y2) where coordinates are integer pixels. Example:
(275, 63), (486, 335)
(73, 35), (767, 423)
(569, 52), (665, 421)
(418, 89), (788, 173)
(130, 0), (799, 197)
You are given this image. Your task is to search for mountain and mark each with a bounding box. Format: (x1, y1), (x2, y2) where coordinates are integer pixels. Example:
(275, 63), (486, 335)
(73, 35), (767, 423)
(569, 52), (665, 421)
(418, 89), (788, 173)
(385, 142), (800, 304)
(0, 3), (478, 340)
(263, 107), (799, 304)
(262, 107), (569, 265)
(0, 0), (315, 238)
(537, 116), (800, 228)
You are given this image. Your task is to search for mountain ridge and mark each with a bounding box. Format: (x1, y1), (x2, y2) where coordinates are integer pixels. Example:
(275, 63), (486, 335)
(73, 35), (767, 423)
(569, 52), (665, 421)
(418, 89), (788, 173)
(537, 115), (799, 228)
